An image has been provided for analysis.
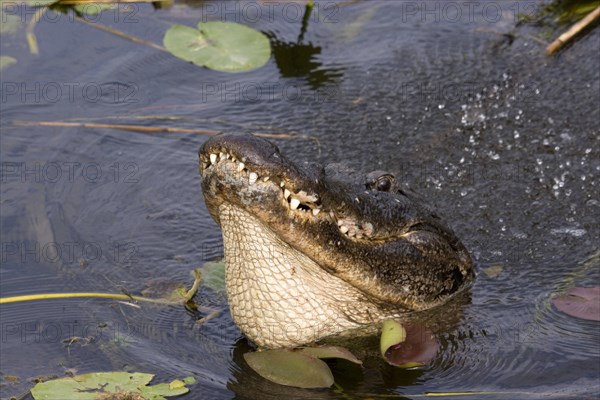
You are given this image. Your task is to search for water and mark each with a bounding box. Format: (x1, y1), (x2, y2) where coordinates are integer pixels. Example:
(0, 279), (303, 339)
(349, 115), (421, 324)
(1, 1), (599, 398)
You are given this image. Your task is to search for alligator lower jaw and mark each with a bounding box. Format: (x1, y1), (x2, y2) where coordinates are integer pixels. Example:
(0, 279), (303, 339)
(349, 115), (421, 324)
(217, 203), (398, 348)
(202, 148), (376, 240)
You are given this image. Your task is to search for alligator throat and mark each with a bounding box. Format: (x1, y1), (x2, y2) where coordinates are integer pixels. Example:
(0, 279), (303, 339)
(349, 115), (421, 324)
(219, 203), (392, 348)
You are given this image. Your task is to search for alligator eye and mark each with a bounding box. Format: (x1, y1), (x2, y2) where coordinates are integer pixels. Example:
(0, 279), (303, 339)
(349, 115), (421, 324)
(366, 171), (394, 192)
(375, 176), (393, 191)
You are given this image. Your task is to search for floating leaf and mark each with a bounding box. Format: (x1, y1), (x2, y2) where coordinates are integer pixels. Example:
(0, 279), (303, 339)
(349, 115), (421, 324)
(138, 382), (189, 399)
(16, 0), (58, 6)
(1, 13), (22, 35)
(141, 278), (187, 302)
(381, 322), (439, 368)
(558, 0), (600, 23)
(552, 287), (600, 321)
(182, 376), (196, 385)
(380, 320), (406, 357)
(0, 56), (17, 70)
(299, 345), (362, 364)
(169, 379), (185, 390)
(73, 3), (117, 16)
(244, 349), (334, 388)
(30, 372), (193, 400)
(483, 265), (503, 278)
(163, 21), (271, 72)
(201, 260), (226, 292)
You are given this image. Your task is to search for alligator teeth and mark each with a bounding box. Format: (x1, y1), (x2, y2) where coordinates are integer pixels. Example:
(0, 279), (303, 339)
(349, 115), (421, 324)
(290, 198), (300, 210)
(249, 172), (258, 184)
(335, 218), (373, 239)
(205, 150), (331, 218)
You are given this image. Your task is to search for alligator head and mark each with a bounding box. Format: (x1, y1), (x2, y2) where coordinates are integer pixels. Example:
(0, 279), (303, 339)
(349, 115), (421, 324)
(200, 133), (473, 348)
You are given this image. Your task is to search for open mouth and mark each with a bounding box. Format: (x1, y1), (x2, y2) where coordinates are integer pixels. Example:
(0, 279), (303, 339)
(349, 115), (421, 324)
(201, 147), (374, 239)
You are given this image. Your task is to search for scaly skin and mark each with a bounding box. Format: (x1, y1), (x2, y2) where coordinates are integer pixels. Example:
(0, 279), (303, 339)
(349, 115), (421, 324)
(200, 134), (473, 348)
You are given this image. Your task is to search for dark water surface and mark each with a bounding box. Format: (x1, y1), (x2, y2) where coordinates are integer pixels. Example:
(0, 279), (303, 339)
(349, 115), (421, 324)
(1, 1), (599, 398)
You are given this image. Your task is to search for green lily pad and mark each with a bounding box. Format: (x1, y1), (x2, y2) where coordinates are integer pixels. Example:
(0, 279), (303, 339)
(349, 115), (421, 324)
(483, 265), (504, 278)
(380, 320), (406, 357)
(3, 0), (58, 6)
(201, 260), (226, 292)
(73, 3), (117, 16)
(380, 322), (439, 368)
(0, 56), (17, 70)
(244, 349), (334, 388)
(163, 21), (271, 72)
(552, 287), (600, 321)
(0, 13), (21, 35)
(182, 376), (197, 385)
(141, 278), (187, 301)
(299, 345), (362, 364)
(30, 372), (194, 400)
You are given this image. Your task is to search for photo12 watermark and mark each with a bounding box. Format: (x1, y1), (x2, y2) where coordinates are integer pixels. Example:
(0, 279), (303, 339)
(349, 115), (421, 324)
(199, 1), (340, 24)
(1, 320), (141, 345)
(1, 81), (139, 105)
(398, 2), (539, 23)
(1, 161), (140, 184)
(1, 2), (139, 24)
(1, 241), (139, 265)
(194, 81), (339, 104)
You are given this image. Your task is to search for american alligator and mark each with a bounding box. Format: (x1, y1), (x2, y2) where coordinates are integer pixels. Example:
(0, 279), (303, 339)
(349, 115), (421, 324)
(200, 134), (473, 348)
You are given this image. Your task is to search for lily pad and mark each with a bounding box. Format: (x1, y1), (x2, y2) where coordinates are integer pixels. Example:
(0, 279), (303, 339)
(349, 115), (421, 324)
(552, 287), (600, 321)
(380, 320), (406, 357)
(380, 321), (439, 368)
(30, 372), (193, 400)
(299, 345), (362, 364)
(1, 13), (21, 35)
(0, 56), (17, 70)
(483, 265), (503, 278)
(244, 349), (334, 388)
(163, 21), (271, 72)
(201, 260), (226, 292)
(73, 4), (117, 16)
(15, 0), (58, 6)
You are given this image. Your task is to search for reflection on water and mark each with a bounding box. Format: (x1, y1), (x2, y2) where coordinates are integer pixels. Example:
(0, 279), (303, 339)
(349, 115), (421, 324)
(270, 36), (344, 90)
(1, 0), (599, 399)
(268, 2), (344, 89)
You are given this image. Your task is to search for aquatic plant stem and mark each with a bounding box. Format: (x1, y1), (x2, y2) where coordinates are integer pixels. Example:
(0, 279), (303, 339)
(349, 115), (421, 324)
(547, 5), (600, 54)
(182, 269), (202, 303)
(26, 6), (47, 55)
(74, 15), (166, 52)
(0, 269), (202, 305)
(0, 292), (168, 305)
(13, 120), (300, 139)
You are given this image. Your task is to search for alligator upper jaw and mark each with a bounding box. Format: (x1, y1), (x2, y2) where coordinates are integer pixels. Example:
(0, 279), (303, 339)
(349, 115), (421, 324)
(199, 138), (380, 241)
